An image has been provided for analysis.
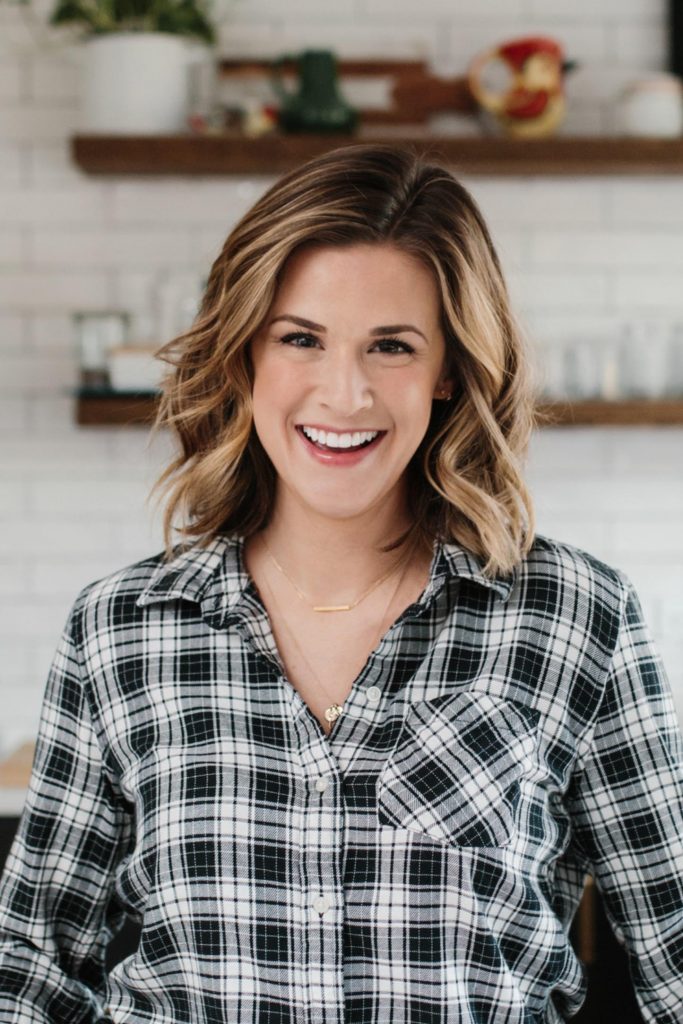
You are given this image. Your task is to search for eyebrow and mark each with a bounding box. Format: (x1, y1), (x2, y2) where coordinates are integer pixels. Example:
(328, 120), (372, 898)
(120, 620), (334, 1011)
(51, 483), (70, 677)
(269, 314), (427, 342)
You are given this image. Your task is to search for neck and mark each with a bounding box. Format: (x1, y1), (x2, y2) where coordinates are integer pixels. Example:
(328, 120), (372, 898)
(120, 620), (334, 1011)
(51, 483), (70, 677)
(255, 492), (430, 606)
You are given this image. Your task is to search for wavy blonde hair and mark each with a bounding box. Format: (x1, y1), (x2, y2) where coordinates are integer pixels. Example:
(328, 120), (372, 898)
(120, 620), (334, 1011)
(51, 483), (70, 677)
(149, 142), (545, 577)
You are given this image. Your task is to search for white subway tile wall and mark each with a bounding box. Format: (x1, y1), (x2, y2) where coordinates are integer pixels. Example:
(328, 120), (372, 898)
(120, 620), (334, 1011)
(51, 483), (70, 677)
(0, 0), (682, 751)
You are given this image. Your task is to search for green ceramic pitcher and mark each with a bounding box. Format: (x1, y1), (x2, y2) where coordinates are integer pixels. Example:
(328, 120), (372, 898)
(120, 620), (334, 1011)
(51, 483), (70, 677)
(270, 49), (358, 133)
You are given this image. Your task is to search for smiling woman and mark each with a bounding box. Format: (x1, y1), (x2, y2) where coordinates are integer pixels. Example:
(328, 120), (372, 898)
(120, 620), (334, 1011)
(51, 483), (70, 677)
(148, 143), (538, 580)
(246, 242), (454, 534)
(1, 144), (682, 1024)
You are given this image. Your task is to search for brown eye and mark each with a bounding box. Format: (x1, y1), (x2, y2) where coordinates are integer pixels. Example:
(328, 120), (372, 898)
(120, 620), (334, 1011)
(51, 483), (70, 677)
(279, 332), (319, 348)
(374, 338), (415, 354)
(278, 333), (414, 355)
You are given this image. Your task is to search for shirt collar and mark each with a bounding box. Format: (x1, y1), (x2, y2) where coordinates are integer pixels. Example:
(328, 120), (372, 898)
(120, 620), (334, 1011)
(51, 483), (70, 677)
(136, 533), (516, 623)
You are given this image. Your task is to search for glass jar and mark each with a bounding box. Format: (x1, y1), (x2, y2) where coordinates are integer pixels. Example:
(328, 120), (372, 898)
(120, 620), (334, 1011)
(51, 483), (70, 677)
(74, 311), (130, 389)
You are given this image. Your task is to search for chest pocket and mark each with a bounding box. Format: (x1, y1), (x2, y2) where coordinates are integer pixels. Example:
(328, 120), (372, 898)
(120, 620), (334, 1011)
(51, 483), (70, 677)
(376, 691), (537, 848)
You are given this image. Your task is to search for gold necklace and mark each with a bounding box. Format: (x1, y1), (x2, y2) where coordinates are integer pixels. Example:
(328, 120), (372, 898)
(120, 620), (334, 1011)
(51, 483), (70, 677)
(260, 533), (410, 612)
(259, 550), (412, 728)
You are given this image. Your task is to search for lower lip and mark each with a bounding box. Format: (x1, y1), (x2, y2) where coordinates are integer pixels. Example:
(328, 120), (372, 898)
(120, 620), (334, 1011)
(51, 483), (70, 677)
(296, 426), (386, 466)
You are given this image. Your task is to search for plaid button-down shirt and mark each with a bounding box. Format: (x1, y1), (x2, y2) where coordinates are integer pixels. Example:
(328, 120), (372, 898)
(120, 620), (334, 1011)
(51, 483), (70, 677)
(1, 532), (682, 1023)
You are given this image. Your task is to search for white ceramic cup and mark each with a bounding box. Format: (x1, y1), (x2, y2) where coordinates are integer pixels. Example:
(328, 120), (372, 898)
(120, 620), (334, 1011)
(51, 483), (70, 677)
(618, 74), (683, 137)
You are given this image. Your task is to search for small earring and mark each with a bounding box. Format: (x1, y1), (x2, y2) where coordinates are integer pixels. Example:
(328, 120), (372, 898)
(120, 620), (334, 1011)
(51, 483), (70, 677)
(440, 388), (452, 400)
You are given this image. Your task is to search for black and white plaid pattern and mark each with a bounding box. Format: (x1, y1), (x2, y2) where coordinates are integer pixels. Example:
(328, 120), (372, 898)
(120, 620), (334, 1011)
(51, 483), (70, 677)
(1, 532), (682, 1023)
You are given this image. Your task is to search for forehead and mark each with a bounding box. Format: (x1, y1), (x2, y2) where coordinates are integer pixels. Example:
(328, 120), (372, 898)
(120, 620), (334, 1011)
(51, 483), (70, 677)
(273, 243), (441, 314)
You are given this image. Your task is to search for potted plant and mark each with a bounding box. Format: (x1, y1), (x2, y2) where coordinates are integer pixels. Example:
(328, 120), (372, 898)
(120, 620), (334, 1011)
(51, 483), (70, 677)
(22, 0), (219, 133)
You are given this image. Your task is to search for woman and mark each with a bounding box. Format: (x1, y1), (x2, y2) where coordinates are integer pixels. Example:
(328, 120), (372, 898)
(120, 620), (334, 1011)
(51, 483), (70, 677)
(1, 143), (681, 1023)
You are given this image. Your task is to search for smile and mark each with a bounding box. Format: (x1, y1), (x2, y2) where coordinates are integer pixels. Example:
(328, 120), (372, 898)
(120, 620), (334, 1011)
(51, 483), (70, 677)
(295, 425), (387, 465)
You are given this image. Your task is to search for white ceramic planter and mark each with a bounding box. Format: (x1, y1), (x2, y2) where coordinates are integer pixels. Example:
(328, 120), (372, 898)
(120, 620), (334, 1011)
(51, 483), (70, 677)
(80, 32), (196, 133)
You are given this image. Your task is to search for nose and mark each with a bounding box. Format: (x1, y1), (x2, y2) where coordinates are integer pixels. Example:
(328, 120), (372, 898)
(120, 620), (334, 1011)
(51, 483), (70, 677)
(317, 348), (373, 416)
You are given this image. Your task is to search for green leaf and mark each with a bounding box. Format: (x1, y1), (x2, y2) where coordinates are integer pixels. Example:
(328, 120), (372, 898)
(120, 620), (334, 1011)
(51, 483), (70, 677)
(47, 0), (217, 40)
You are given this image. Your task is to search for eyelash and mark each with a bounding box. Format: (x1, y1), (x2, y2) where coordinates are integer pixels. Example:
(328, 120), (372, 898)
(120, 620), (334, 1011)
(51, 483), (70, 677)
(278, 332), (416, 355)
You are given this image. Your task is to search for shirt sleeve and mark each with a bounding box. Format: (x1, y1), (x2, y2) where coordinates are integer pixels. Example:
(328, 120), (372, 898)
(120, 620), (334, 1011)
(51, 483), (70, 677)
(0, 596), (133, 1023)
(566, 571), (683, 1023)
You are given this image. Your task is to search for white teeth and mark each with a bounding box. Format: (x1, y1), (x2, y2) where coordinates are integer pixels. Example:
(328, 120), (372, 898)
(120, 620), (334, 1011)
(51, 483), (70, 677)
(301, 426), (379, 449)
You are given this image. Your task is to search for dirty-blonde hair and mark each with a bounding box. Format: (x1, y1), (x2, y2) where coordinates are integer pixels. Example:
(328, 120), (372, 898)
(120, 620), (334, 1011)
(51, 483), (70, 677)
(149, 142), (542, 577)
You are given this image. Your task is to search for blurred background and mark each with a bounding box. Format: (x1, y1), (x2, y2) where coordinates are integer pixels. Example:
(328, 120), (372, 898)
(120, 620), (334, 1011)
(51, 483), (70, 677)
(0, 1), (682, 1017)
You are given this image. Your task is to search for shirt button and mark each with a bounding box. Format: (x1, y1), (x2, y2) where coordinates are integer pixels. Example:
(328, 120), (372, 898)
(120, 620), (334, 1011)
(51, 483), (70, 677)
(314, 776), (328, 793)
(312, 894), (333, 914)
(366, 685), (382, 704)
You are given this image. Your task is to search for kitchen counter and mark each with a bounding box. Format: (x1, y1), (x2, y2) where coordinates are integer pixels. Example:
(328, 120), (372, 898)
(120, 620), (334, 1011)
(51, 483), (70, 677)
(0, 741), (33, 817)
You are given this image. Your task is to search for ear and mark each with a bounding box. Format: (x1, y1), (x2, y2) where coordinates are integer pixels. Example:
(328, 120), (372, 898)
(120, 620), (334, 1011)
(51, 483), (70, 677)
(433, 373), (454, 401)
(433, 348), (455, 399)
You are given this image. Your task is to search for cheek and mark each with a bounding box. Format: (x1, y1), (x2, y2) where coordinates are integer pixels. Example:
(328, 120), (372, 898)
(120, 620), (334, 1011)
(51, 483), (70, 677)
(252, 361), (283, 420)
(388, 375), (434, 416)
(251, 359), (306, 445)
(390, 379), (437, 448)
(253, 357), (306, 404)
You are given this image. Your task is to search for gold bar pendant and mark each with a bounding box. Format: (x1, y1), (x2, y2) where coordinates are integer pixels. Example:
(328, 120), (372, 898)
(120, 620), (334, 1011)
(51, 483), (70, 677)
(313, 604), (352, 612)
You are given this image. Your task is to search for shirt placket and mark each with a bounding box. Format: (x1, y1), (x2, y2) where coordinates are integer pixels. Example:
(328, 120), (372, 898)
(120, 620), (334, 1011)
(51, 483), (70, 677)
(296, 731), (347, 1024)
(284, 632), (415, 1024)
(228, 603), (347, 1024)
(228, 582), (444, 1024)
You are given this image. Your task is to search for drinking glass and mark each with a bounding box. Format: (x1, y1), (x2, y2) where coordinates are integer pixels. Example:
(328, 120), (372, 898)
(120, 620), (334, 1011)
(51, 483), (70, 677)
(619, 319), (674, 399)
(664, 323), (683, 397)
(563, 338), (602, 399)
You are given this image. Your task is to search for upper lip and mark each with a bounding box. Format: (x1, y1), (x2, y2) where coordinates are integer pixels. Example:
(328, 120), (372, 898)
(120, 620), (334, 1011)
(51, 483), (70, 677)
(296, 423), (386, 433)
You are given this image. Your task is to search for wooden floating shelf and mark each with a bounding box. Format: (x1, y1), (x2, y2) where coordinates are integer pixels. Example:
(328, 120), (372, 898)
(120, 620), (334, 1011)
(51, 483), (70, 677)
(71, 134), (683, 177)
(75, 391), (683, 427)
(76, 390), (160, 426)
(536, 398), (683, 426)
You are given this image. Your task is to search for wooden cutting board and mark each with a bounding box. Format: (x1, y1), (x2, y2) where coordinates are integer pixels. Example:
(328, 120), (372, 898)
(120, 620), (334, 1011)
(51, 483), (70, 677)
(0, 742), (35, 789)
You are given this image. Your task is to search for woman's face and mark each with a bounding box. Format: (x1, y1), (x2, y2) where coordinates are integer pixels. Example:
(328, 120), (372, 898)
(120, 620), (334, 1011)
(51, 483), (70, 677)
(249, 243), (452, 528)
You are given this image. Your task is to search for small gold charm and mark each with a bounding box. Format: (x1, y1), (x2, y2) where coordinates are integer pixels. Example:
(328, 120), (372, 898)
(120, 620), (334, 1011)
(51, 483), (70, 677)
(324, 703), (343, 723)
